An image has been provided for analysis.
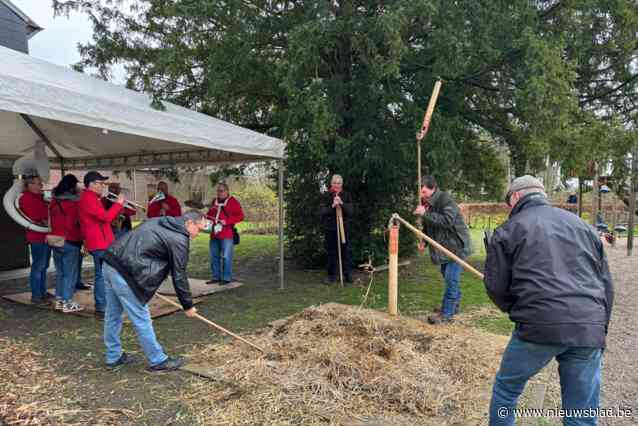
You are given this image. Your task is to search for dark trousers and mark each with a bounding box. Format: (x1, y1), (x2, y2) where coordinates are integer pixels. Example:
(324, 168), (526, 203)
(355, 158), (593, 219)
(325, 227), (352, 279)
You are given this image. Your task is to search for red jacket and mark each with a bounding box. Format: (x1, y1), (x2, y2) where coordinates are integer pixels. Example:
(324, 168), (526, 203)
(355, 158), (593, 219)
(79, 190), (122, 251)
(206, 196), (244, 240)
(50, 198), (82, 243)
(147, 194), (182, 218)
(19, 191), (48, 243)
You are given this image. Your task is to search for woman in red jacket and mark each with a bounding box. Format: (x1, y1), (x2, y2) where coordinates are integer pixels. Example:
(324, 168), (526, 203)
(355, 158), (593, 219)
(18, 176), (51, 304)
(50, 174), (84, 313)
(206, 183), (244, 284)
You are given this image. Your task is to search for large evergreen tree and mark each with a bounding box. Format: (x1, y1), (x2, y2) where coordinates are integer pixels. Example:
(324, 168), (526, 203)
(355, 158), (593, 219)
(54, 0), (638, 264)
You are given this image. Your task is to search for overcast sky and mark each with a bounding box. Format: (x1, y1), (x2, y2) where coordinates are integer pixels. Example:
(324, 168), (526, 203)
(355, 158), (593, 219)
(12, 0), (93, 67)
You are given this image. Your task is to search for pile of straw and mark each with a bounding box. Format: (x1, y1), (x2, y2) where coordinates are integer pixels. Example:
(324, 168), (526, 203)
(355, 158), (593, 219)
(182, 303), (508, 425)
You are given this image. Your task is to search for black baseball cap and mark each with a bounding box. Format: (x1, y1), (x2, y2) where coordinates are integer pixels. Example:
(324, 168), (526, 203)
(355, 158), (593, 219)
(83, 171), (109, 187)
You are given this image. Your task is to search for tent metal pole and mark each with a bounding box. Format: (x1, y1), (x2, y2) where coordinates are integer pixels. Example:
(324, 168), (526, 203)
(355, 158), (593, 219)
(278, 160), (285, 290)
(20, 114), (65, 174)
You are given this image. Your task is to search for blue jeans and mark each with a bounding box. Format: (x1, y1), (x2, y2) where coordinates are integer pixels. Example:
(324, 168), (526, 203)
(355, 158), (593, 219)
(52, 243), (81, 302)
(29, 243), (51, 301)
(440, 262), (462, 318)
(103, 263), (168, 366)
(76, 252), (83, 288)
(490, 333), (602, 426)
(210, 238), (234, 282)
(91, 250), (107, 312)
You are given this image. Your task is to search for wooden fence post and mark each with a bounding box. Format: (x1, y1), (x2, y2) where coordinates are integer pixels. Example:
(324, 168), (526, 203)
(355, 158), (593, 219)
(388, 223), (400, 316)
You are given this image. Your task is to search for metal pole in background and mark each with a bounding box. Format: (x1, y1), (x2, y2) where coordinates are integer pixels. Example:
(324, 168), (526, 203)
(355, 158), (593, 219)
(592, 163), (600, 226)
(578, 176), (583, 218)
(278, 160), (285, 289)
(628, 146), (636, 256)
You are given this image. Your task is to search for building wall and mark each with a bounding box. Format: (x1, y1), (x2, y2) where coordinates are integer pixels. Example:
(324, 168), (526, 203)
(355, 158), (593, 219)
(0, 1), (29, 53)
(0, 1), (32, 270)
(0, 168), (29, 271)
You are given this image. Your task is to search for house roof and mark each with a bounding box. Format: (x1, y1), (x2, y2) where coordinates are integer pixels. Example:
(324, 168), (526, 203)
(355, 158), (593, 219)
(1, 0), (43, 39)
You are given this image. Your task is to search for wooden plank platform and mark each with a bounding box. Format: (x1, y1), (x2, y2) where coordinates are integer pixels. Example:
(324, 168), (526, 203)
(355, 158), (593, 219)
(1, 287), (201, 319)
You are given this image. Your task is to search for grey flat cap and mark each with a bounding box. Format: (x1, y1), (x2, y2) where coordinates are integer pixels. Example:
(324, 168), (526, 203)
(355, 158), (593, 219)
(508, 175), (545, 193)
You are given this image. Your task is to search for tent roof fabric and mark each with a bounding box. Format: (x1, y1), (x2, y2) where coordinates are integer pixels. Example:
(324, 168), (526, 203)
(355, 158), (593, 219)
(0, 46), (284, 169)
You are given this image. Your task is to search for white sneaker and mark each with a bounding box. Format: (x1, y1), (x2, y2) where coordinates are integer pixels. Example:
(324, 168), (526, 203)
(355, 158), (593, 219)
(54, 300), (65, 310)
(62, 301), (84, 313)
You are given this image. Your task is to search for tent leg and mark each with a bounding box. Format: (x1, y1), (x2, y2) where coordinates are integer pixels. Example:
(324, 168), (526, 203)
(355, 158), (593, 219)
(278, 160), (285, 289)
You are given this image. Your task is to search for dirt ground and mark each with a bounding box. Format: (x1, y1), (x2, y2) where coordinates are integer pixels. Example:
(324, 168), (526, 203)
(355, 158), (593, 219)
(599, 242), (638, 424)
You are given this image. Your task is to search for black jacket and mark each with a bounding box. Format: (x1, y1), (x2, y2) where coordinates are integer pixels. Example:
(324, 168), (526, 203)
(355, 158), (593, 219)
(104, 217), (193, 310)
(422, 190), (473, 264)
(484, 193), (614, 348)
(320, 191), (354, 231)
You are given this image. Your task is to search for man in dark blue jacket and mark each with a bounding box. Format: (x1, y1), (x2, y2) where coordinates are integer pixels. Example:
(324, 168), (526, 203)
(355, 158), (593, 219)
(485, 175), (614, 426)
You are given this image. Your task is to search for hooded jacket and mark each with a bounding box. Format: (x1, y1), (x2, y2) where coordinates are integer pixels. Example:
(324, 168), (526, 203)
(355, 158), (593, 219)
(484, 193), (614, 348)
(103, 216), (193, 310)
(79, 190), (122, 251)
(49, 193), (82, 243)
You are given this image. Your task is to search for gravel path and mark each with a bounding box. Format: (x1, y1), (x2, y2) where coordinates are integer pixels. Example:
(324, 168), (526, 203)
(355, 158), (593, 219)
(599, 241), (638, 424)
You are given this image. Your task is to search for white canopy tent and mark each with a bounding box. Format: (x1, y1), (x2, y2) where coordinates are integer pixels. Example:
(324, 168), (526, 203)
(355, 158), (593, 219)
(0, 45), (286, 287)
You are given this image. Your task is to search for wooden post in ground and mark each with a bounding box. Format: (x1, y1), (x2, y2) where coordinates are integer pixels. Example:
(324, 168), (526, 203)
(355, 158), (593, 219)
(415, 80), (443, 246)
(388, 223), (400, 316)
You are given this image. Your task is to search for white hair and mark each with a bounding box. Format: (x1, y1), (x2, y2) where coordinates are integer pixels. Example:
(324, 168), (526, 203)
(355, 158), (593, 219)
(330, 174), (343, 183)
